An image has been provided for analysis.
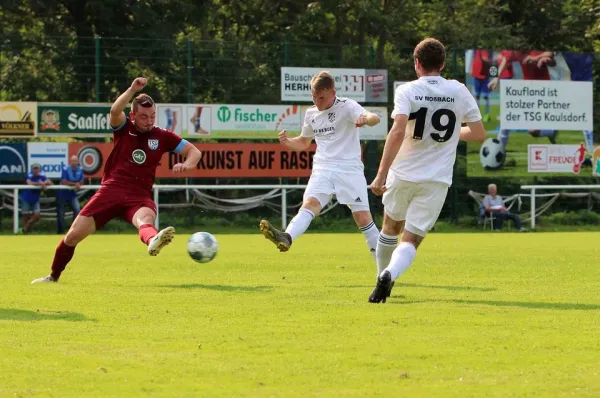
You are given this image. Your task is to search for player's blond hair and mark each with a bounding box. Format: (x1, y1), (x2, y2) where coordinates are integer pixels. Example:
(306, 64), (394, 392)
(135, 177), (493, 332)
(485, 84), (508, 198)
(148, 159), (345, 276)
(310, 71), (335, 92)
(132, 94), (155, 112)
(414, 38), (446, 72)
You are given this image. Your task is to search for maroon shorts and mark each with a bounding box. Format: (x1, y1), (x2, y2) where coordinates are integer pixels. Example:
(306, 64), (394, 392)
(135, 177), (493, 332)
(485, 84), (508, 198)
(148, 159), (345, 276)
(79, 187), (157, 230)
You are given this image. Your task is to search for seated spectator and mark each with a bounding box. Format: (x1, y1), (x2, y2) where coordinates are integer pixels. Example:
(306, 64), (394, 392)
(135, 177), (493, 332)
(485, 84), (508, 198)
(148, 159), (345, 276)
(20, 163), (52, 234)
(483, 184), (526, 232)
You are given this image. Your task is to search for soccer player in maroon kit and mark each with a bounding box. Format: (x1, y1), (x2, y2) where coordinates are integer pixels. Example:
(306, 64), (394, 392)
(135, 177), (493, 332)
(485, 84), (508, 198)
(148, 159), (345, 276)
(32, 77), (202, 284)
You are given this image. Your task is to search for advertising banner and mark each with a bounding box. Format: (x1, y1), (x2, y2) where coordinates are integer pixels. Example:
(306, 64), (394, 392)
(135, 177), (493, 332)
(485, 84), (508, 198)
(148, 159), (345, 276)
(464, 49), (595, 177)
(37, 103), (131, 136)
(27, 143), (69, 178)
(68, 143), (317, 178)
(0, 102), (37, 137)
(280, 67), (388, 103)
(0, 143), (28, 180)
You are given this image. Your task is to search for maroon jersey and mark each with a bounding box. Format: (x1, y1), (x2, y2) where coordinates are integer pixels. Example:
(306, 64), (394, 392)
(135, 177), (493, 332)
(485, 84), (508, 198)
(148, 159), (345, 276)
(102, 117), (182, 195)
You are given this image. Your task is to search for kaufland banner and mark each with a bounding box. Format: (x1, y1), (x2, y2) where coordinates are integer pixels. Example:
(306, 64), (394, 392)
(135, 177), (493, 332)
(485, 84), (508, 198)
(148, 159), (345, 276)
(281, 67), (388, 103)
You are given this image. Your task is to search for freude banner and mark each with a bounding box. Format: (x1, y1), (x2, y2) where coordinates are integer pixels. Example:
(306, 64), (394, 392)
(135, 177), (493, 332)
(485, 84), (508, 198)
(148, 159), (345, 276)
(68, 143), (317, 178)
(528, 144), (591, 174)
(0, 102), (37, 137)
(37, 103), (131, 136)
(500, 80), (593, 131)
(280, 67), (388, 103)
(157, 103), (389, 140)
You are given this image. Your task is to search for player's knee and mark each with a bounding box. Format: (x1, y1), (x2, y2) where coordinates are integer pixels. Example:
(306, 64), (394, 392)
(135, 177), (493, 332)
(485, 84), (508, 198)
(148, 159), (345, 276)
(302, 198), (322, 216)
(353, 211), (373, 226)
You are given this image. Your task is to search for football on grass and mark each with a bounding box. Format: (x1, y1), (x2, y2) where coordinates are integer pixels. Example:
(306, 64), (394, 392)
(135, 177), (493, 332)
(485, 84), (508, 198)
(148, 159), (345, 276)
(479, 137), (506, 170)
(187, 232), (218, 263)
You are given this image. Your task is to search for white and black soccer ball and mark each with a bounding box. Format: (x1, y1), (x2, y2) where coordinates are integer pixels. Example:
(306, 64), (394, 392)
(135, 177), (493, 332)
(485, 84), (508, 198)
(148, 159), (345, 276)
(187, 232), (218, 263)
(479, 138), (506, 170)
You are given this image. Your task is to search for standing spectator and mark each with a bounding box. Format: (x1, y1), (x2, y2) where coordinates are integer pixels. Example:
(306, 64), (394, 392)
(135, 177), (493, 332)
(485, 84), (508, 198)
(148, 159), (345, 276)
(483, 183), (526, 232)
(20, 163), (52, 234)
(57, 155), (85, 234)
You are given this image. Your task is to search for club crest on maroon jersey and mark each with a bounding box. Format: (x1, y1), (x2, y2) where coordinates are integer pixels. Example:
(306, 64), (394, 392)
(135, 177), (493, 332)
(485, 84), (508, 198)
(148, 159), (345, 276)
(148, 139), (159, 150)
(132, 149), (146, 164)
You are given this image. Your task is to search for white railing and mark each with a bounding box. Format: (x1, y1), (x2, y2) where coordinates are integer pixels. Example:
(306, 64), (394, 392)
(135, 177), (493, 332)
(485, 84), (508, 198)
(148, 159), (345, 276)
(521, 185), (600, 229)
(0, 184), (308, 234)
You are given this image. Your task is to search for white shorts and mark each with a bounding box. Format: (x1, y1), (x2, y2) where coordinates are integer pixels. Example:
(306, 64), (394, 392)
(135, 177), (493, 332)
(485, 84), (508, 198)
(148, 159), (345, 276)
(304, 169), (370, 212)
(382, 174), (448, 236)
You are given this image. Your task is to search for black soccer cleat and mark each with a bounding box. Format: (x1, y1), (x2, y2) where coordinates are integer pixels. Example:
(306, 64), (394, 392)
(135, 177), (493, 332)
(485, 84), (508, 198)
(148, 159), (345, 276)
(259, 220), (292, 252)
(369, 271), (392, 303)
(387, 281), (395, 298)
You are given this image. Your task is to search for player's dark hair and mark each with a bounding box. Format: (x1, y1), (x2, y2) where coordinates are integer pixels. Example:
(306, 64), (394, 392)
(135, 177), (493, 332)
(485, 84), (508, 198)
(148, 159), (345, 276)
(311, 71), (335, 92)
(132, 94), (155, 112)
(413, 38), (446, 72)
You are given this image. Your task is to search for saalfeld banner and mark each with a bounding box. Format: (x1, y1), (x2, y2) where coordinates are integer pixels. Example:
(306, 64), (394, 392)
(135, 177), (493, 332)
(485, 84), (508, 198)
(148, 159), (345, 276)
(68, 142), (317, 178)
(37, 103), (130, 136)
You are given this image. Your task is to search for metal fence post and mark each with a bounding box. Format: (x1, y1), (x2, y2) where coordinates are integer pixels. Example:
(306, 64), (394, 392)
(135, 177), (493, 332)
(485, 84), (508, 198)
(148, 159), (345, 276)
(154, 187), (160, 229)
(531, 188), (536, 229)
(281, 188), (288, 230)
(187, 39), (193, 103)
(13, 188), (19, 234)
(95, 36), (101, 102)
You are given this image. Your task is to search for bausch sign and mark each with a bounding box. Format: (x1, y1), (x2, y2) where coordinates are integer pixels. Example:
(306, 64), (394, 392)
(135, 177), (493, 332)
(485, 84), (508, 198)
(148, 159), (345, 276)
(0, 143), (27, 180)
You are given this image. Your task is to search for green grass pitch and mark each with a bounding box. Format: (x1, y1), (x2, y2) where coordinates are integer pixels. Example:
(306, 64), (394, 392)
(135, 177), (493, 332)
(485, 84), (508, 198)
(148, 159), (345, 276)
(1, 232), (600, 397)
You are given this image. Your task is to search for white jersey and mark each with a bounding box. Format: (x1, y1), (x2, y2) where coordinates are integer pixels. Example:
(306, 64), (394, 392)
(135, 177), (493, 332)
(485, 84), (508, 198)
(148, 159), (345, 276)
(391, 76), (481, 185)
(301, 97), (366, 173)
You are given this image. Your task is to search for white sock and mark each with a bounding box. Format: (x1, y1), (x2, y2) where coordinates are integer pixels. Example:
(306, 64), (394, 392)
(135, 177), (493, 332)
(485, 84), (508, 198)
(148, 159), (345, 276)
(359, 221), (379, 260)
(384, 242), (417, 281)
(376, 232), (398, 277)
(285, 208), (314, 241)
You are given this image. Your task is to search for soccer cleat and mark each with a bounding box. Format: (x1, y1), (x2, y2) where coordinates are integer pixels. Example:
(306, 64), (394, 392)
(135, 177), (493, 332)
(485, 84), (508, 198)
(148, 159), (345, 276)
(387, 281), (395, 298)
(31, 275), (57, 284)
(148, 226), (176, 256)
(369, 271), (392, 303)
(259, 220), (292, 252)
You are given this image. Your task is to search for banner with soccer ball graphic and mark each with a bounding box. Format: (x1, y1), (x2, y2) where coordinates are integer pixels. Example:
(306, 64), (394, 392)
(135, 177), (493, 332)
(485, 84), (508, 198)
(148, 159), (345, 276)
(464, 49), (596, 177)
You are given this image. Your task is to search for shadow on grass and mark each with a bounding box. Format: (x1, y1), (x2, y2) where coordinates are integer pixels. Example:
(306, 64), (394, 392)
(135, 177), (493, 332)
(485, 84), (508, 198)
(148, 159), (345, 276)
(157, 284), (273, 292)
(0, 308), (95, 322)
(450, 299), (600, 311)
(336, 283), (496, 292)
(387, 298), (600, 311)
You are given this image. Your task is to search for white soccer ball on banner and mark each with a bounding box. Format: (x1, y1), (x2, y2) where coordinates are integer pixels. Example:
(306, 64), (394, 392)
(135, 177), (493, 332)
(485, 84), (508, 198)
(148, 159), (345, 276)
(479, 138), (506, 170)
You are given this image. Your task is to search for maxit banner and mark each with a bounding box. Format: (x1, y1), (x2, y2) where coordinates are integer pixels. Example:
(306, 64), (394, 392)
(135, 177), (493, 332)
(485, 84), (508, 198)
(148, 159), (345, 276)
(27, 142), (69, 178)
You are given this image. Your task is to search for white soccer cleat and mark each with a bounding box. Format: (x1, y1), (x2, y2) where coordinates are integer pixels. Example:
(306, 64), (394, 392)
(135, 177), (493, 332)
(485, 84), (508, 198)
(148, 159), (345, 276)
(31, 275), (57, 284)
(148, 226), (176, 256)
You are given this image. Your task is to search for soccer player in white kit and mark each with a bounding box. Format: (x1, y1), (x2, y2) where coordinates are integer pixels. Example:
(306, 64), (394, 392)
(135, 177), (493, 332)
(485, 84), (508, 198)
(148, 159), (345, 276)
(260, 71), (382, 260)
(368, 38), (486, 303)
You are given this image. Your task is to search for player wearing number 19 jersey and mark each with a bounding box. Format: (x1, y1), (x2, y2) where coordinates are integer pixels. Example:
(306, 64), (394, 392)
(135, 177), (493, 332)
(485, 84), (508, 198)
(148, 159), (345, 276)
(368, 38), (486, 303)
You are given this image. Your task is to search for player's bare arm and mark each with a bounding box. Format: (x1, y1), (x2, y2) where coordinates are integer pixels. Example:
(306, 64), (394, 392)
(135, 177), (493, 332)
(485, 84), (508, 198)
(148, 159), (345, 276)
(460, 120), (486, 143)
(370, 114), (408, 196)
(488, 55), (508, 90)
(172, 142), (202, 174)
(110, 77), (147, 127)
(278, 129), (312, 151)
(355, 111), (380, 128)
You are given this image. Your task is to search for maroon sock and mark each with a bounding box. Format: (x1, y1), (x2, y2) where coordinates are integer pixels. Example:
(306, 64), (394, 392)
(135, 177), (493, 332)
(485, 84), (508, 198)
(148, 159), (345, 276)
(50, 239), (76, 280)
(139, 224), (158, 245)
